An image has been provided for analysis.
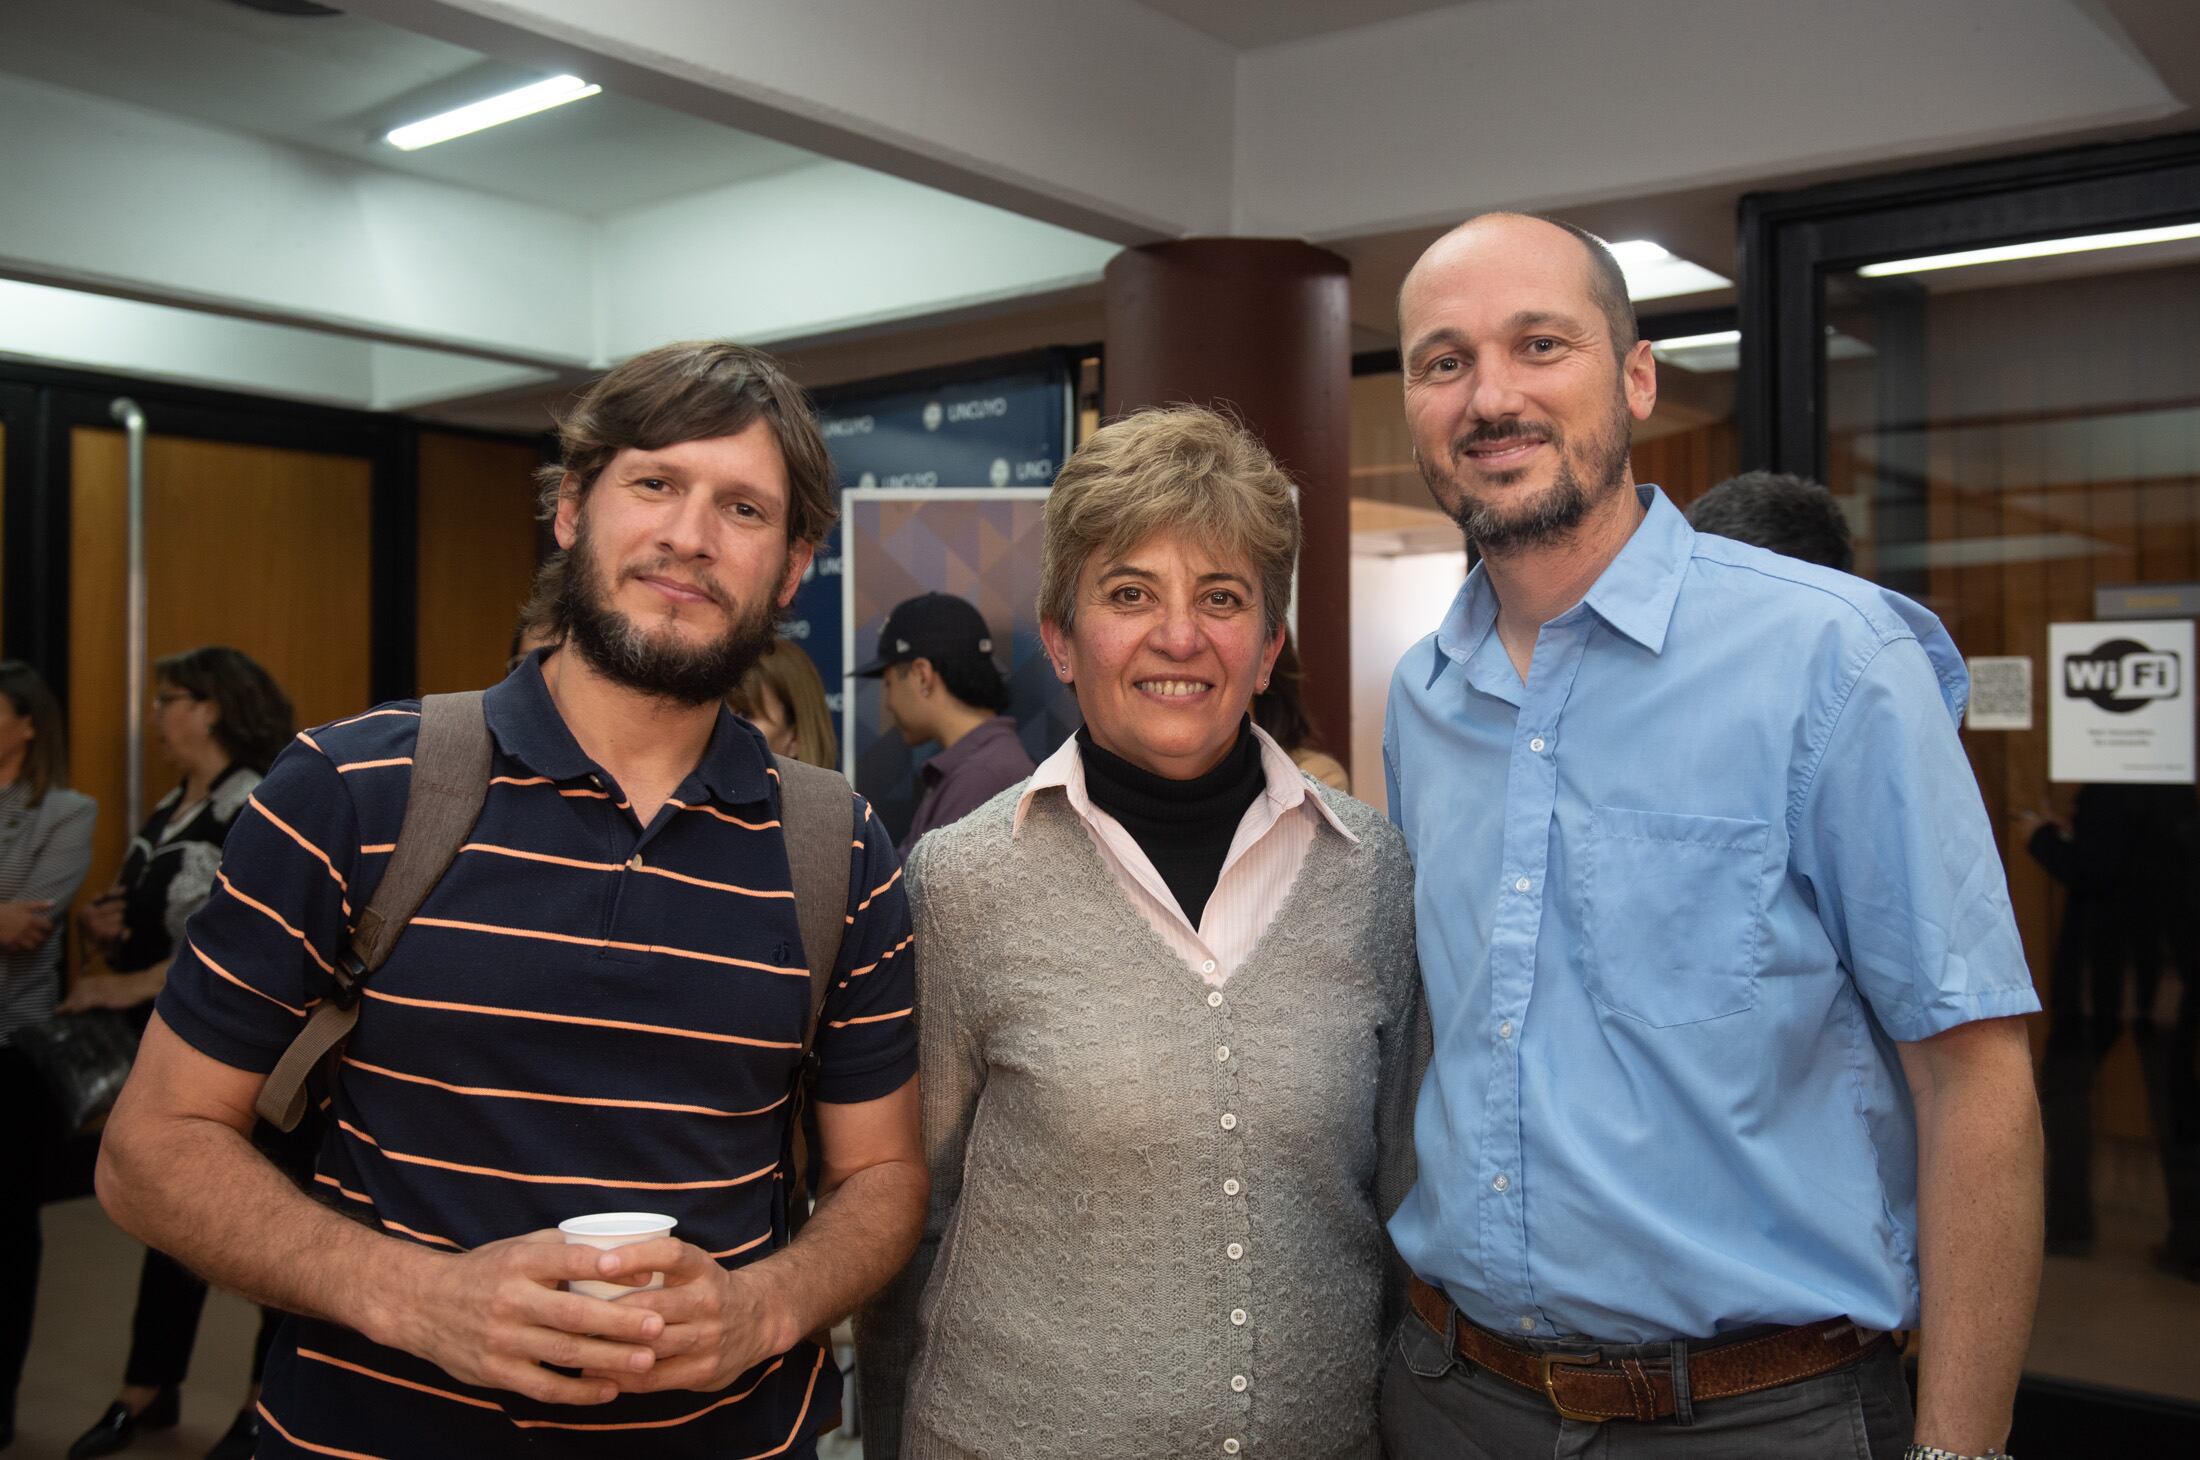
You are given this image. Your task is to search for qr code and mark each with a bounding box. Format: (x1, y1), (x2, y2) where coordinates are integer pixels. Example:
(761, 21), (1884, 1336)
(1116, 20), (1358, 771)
(1966, 656), (2032, 731)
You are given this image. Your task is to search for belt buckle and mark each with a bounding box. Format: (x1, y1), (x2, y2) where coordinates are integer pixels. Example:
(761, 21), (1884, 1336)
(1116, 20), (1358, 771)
(1538, 1350), (1608, 1423)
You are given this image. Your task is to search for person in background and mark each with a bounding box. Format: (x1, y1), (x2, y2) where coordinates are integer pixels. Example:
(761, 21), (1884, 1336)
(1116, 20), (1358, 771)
(62, 647), (295, 1460)
(1252, 631), (1350, 793)
(2022, 784), (2200, 1279)
(729, 638), (839, 770)
(1684, 469), (1855, 572)
(0, 662), (97, 1455)
(859, 406), (1423, 1459)
(853, 593), (1034, 856)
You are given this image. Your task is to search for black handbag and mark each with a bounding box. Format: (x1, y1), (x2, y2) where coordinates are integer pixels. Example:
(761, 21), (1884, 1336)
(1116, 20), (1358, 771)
(12, 1009), (142, 1133)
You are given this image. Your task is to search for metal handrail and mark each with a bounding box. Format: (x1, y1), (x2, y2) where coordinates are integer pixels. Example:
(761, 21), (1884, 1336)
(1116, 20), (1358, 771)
(111, 397), (147, 833)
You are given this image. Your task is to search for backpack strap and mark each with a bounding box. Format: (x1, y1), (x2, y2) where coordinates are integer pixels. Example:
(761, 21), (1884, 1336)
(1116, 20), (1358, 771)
(772, 753), (855, 1223)
(255, 691), (493, 1132)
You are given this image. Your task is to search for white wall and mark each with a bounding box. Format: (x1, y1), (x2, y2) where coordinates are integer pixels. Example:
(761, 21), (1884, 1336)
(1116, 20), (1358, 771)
(1234, 0), (2178, 239)
(0, 71), (596, 367)
(1349, 548), (1468, 816)
(347, 0), (1239, 241)
(350, 0), (2178, 254)
(0, 277), (551, 410)
(596, 163), (1122, 358)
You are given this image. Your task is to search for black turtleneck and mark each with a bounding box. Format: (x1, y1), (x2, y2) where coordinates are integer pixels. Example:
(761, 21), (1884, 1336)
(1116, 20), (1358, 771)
(1077, 719), (1265, 930)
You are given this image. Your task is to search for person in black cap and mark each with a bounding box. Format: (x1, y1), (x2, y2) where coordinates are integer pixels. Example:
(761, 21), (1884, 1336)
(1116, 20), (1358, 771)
(855, 593), (1034, 856)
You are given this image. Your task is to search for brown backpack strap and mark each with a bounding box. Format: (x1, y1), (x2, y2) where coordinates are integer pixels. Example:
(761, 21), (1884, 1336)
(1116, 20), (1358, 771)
(775, 754), (854, 1042)
(255, 691), (493, 1132)
(772, 754), (855, 1224)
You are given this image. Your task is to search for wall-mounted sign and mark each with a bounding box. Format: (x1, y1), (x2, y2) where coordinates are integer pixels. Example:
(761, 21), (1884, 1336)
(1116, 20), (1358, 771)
(2095, 583), (2200, 621)
(1964, 656), (2033, 732)
(2048, 620), (2194, 784)
(842, 488), (1078, 844)
(787, 356), (1075, 708)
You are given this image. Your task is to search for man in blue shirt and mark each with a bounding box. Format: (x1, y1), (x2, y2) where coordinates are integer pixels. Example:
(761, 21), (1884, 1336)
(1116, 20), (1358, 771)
(1380, 214), (2043, 1460)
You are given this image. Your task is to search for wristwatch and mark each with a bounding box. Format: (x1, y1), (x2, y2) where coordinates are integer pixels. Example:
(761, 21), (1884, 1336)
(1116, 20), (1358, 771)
(1904, 1447), (2008, 1460)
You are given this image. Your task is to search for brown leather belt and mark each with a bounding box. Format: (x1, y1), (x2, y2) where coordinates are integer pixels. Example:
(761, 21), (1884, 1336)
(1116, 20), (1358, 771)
(1408, 1276), (1891, 1424)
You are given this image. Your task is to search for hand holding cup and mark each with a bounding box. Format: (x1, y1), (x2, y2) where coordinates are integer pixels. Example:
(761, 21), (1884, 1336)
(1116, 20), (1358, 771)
(560, 1212), (677, 1300)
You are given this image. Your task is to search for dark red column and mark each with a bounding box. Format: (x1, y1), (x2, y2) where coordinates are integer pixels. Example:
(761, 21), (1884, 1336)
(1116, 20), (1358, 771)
(1102, 239), (1353, 759)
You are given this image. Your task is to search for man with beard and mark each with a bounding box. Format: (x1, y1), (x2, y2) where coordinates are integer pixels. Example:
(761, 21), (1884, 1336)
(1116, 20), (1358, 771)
(1379, 215), (2042, 1460)
(95, 342), (925, 1460)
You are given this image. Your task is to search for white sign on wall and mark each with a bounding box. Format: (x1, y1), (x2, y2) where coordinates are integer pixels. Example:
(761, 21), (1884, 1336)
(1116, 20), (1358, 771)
(1964, 656), (2033, 731)
(2048, 620), (2194, 784)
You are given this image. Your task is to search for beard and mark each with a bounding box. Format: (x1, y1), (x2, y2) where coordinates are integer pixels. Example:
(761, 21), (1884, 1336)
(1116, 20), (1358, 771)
(557, 513), (784, 705)
(1419, 395), (1634, 556)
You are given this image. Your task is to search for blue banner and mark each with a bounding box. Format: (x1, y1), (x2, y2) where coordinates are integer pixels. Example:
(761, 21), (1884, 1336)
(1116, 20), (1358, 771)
(786, 357), (1074, 724)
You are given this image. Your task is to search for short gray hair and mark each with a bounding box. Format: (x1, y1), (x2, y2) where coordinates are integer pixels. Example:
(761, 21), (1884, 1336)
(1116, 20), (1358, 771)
(1039, 406), (1300, 638)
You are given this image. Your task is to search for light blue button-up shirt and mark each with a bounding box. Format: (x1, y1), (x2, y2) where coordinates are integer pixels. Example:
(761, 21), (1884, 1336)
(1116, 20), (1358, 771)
(1384, 486), (2039, 1343)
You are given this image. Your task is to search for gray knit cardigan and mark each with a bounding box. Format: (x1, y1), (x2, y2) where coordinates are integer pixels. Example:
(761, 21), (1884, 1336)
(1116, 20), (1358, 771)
(857, 777), (1425, 1460)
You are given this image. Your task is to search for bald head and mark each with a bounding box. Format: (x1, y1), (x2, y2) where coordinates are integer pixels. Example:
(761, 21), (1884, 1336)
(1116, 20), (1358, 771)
(1402, 213), (1637, 363)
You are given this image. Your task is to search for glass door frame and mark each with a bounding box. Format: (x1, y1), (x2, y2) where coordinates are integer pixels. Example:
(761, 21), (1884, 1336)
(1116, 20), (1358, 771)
(1737, 128), (2200, 480)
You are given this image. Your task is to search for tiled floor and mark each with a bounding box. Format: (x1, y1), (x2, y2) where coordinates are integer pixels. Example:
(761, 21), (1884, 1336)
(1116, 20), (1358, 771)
(15, 1198), (258, 1458)
(16, 1155), (2195, 1456)
(2023, 1137), (2200, 1403)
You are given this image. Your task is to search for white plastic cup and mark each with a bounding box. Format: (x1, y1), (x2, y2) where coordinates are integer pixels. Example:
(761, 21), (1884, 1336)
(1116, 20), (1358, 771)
(560, 1212), (676, 1300)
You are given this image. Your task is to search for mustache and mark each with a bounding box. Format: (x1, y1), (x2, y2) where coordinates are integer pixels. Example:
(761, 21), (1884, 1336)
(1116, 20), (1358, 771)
(1454, 421), (1555, 455)
(620, 558), (732, 609)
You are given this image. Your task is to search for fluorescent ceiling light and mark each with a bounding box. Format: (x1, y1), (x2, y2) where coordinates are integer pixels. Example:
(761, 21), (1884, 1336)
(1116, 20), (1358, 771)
(385, 75), (602, 151)
(1649, 329), (1741, 373)
(1857, 221), (2200, 277)
(1648, 327), (1873, 373)
(1605, 239), (1731, 302)
(1651, 328), (1740, 351)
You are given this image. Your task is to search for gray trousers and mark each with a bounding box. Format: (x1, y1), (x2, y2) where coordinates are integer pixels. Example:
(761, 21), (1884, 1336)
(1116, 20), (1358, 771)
(1380, 1306), (1913, 1459)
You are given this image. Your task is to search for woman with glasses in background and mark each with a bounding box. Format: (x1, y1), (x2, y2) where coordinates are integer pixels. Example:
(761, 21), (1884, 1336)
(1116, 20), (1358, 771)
(63, 647), (295, 1460)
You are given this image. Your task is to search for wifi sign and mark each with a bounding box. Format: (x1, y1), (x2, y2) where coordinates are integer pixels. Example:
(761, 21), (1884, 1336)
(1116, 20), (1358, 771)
(2062, 638), (2181, 714)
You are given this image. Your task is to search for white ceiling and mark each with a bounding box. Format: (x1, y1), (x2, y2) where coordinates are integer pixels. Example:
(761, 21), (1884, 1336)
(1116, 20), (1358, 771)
(1136, 0), (1473, 48)
(0, 0), (2195, 425)
(0, 0), (821, 213)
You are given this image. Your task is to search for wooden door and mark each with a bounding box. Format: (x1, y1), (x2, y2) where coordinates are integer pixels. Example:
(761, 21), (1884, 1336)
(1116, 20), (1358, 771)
(68, 427), (374, 914)
(415, 432), (544, 694)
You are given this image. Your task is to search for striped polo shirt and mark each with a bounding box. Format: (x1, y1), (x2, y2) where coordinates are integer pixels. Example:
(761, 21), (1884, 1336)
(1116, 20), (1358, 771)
(157, 656), (916, 1460)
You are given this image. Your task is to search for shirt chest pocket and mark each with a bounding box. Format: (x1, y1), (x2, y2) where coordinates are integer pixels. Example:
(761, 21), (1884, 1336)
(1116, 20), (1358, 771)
(1578, 805), (1772, 1026)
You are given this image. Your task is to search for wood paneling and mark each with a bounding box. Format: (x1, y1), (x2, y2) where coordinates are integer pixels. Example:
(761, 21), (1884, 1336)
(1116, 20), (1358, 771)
(68, 428), (372, 931)
(1631, 421), (1739, 511)
(414, 432), (544, 695)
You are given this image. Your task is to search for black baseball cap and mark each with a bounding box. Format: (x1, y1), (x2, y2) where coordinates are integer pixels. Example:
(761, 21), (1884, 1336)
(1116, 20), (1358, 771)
(851, 592), (997, 677)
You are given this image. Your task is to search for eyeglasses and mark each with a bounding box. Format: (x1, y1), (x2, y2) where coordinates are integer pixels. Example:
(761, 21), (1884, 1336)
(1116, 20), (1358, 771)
(150, 690), (197, 709)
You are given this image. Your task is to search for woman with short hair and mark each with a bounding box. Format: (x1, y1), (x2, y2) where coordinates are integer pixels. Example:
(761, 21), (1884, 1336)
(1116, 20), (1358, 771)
(861, 407), (1423, 1459)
